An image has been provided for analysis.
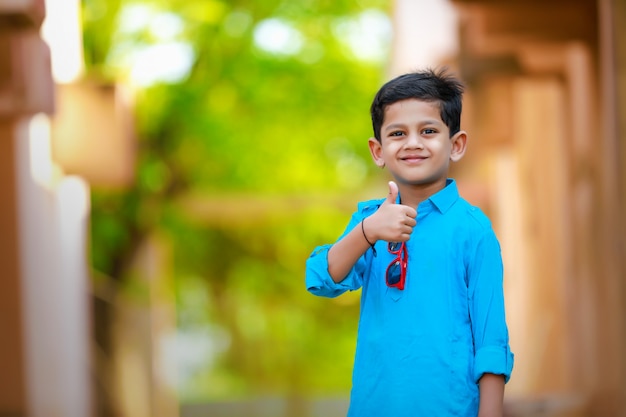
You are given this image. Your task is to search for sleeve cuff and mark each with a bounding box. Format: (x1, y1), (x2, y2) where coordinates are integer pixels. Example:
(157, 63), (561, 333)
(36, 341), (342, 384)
(474, 345), (514, 383)
(305, 245), (361, 298)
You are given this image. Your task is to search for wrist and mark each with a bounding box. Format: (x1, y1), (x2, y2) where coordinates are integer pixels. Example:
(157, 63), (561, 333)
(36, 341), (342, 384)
(361, 217), (377, 255)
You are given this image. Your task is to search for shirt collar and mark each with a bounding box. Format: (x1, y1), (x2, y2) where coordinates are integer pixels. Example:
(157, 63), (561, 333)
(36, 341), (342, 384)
(425, 178), (459, 213)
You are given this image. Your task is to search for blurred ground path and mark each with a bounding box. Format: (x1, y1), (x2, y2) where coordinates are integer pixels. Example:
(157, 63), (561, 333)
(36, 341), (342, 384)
(180, 394), (588, 417)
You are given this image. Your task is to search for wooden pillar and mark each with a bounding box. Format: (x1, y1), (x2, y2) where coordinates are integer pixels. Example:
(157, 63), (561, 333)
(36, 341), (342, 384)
(513, 77), (573, 394)
(0, 121), (27, 416)
(113, 234), (179, 417)
(599, 0), (626, 414)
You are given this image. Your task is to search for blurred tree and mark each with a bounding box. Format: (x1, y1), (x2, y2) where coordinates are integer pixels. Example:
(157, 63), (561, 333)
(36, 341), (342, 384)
(82, 0), (390, 408)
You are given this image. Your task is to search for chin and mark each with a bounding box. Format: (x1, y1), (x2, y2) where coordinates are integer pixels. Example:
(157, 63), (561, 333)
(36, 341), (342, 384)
(397, 177), (446, 187)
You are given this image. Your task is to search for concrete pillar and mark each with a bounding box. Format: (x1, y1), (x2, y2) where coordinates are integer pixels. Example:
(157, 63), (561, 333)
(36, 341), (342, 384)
(0, 2), (93, 416)
(0, 5), (53, 415)
(13, 114), (92, 417)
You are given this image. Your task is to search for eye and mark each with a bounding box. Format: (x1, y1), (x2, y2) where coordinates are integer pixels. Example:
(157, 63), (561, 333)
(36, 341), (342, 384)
(421, 128), (437, 135)
(389, 130), (405, 137)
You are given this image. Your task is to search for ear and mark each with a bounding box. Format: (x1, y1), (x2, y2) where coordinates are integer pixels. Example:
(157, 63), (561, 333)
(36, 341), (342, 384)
(368, 137), (385, 168)
(449, 130), (468, 162)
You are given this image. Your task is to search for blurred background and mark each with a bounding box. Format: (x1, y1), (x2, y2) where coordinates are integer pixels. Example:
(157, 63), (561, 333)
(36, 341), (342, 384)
(1, 0), (625, 416)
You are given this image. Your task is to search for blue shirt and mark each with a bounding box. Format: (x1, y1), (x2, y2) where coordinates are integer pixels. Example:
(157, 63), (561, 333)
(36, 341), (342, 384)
(306, 179), (513, 417)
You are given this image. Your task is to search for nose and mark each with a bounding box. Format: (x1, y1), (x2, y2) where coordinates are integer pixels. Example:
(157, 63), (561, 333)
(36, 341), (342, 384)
(404, 132), (424, 149)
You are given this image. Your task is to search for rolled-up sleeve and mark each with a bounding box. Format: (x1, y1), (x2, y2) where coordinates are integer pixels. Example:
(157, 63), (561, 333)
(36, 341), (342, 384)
(474, 345), (514, 383)
(305, 200), (381, 298)
(305, 244), (363, 298)
(467, 229), (515, 383)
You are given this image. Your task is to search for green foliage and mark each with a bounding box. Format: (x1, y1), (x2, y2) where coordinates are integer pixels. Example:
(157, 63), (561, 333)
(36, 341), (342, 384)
(84, 0), (389, 402)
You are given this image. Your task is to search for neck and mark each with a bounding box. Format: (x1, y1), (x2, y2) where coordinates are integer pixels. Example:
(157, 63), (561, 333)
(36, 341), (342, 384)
(398, 179), (447, 208)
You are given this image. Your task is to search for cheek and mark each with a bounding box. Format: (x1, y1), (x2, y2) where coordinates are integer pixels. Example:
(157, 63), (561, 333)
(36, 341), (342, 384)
(437, 141), (453, 154)
(384, 143), (397, 151)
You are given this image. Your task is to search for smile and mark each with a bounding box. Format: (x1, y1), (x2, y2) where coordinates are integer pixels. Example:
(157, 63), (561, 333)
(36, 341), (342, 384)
(401, 155), (427, 164)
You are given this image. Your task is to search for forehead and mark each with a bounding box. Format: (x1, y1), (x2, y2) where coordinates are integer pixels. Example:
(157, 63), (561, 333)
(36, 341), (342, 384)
(383, 98), (443, 125)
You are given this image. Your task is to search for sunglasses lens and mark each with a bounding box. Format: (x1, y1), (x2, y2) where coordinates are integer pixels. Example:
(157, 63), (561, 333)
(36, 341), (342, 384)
(388, 241), (401, 252)
(386, 260), (402, 285)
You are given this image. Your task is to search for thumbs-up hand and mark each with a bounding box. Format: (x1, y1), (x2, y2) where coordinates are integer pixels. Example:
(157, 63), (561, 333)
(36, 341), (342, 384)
(383, 180), (400, 206)
(366, 181), (417, 243)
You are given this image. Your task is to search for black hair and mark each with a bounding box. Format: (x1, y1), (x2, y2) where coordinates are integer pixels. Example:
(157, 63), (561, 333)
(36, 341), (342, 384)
(370, 68), (464, 141)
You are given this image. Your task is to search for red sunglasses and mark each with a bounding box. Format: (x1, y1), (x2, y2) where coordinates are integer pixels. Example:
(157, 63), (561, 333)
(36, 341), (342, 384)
(386, 241), (407, 290)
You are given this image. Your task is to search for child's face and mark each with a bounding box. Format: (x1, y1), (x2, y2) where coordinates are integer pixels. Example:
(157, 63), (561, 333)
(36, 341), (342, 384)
(368, 98), (466, 190)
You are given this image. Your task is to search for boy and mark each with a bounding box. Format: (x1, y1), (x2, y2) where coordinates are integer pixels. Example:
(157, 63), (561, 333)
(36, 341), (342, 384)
(305, 69), (513, 416)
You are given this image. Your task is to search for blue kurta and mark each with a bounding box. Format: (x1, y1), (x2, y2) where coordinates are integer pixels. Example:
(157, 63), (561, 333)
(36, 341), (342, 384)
(306, 179), (513, 417)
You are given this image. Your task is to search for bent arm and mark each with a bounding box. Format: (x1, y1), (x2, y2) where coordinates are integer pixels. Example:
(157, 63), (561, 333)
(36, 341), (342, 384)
(306, 206), (377, 297)
(327, 220), (371, 283)
(328, 193), (416, 283)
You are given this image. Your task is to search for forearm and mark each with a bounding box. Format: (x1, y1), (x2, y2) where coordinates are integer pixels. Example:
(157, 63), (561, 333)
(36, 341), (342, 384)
(477, 373), (504, 417)
(327, 221), (371, 283)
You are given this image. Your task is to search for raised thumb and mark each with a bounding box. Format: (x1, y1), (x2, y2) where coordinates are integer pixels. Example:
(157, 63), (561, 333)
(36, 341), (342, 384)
(386, 181), (398, 204)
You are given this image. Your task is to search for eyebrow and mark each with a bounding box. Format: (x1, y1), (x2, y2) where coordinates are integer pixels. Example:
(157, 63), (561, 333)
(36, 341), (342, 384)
(383, 123), (405, 132)
(383, 119), (442, 132)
